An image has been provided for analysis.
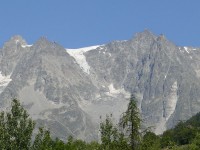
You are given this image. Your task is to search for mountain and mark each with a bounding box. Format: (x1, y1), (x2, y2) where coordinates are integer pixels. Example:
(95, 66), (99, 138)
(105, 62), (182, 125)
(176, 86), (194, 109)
(0, 30), (200, 141)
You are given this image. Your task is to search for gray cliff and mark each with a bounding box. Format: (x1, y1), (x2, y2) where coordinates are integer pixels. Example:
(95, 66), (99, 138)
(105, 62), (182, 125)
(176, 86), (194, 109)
(0, 31), (200, 140)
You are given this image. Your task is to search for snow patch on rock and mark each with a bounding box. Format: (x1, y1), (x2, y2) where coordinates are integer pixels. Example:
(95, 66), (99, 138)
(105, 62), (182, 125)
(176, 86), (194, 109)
(184, 47), (189, 53)
(0, 72), (12, 93)
(21, 44), (32, 48)
(107, 84), (130, 98)
(66, 46), (100, 74)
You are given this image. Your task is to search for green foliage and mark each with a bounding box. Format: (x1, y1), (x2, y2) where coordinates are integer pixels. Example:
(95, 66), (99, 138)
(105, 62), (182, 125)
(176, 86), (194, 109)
(65, 135), (100, 150)
(119, 94), (141, 150)
(160, 112), (200, 149)
(173, 121), (197, 145)
(0, 99), (35, 150)
(161, 121), (198, 148)
(86, 141), (100, 150)
(160, 129), (175, 148)
(65, 136), (86, 150)
(188, 133), (200, 150)
(65, 135), (75, 149)
(116, 133), (131, 150)
(100, 114), (130, 150)
(100, 114), (116, 149)
(31, 127), (53, 150)
(140, 131), (160, 150)
(51, 138), (66, 150)
(185, 112), (200, 127)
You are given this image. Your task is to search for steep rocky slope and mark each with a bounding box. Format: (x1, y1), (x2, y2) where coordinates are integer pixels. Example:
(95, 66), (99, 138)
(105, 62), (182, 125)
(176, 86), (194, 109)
(0, 30), (200, 140)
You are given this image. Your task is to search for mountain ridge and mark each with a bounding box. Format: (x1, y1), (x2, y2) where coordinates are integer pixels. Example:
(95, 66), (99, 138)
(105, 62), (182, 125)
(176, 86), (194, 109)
(0, 30), (200, 140)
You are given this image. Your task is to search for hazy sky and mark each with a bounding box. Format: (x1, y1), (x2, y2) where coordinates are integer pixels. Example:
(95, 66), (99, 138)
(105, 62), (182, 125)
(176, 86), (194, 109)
(0, 0), (200, 48)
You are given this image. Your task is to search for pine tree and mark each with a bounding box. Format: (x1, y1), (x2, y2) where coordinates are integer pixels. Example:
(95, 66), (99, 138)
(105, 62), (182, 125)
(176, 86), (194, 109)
(31, 127), (53, 150)
(100, 114), (130, 150)
(119, 94), (141, 150)
(100, 114), (117, 150)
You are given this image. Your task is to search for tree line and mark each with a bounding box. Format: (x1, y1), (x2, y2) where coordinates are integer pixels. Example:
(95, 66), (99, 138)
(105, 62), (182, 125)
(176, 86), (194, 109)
(1, 96), (200, 149)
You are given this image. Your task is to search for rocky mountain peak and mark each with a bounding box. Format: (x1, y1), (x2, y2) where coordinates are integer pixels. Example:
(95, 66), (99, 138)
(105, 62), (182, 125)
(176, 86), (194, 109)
(5, 35), (27, 47)
(33, 36), (52, 48)
(134, 29), (156, 40)
(0, 35), (30, 76)
(0, 31), (200, 141)
(31, 37), (67, 56)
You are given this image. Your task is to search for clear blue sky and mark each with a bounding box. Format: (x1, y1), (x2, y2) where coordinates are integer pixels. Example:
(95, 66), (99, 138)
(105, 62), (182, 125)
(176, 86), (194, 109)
(0, 0), (200, 48)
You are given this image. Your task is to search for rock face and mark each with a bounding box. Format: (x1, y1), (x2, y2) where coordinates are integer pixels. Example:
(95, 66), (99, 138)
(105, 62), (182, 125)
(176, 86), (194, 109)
(0, 31), (200, 140)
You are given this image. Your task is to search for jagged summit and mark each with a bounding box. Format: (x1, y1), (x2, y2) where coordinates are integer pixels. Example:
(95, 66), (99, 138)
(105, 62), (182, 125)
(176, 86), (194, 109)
(33, 36), (52, 48)
(132, 30), (171, 45)
(3, 31), (169, 51)
(133, 29), (157, 40)
(3, 35), (27, 48)
(10, 35), (27, 45)
(0, 32), (200, 141)
(141, 29), (155, 36)
(29, 36), (68, 57)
